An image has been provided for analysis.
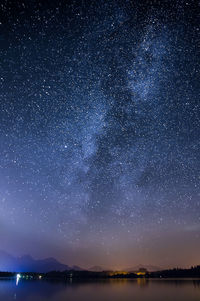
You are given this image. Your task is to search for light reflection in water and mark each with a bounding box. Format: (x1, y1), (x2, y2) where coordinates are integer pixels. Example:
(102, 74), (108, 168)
(16, 274), (21, 286)
(0, 279), (199, 301)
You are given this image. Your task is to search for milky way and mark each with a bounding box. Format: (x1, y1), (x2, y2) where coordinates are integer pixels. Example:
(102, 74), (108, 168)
(0, 0), (200, 269)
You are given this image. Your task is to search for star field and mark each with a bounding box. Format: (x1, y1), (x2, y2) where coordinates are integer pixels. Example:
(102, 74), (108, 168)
(0, 0), (200, 269)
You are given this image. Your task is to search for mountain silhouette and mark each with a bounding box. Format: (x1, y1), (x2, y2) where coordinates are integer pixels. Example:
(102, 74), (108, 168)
(88, 266), (106, 272)
(124, 264), (162, 272)
(0, 250), (82, 273)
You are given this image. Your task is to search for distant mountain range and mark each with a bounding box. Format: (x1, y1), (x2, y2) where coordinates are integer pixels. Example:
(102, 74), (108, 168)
(124, 264), (162, 272)
(0, 250), (162, 273)
(0, 250), (83, 273)
(88, 264), (162, 272)
(88, 266), (107, 272)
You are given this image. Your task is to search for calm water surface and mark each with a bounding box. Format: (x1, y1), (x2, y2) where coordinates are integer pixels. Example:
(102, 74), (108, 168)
(0, 278), (200, 301)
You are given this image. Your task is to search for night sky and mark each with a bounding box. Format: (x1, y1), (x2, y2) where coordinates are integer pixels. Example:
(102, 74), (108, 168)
(0, 0), (200, 270)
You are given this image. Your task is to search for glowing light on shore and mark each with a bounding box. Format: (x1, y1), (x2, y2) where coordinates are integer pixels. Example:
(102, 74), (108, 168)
(16, 274), (21, 286)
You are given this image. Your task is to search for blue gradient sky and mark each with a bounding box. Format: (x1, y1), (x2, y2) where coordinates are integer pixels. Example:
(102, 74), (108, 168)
(0, 0), (199, 269)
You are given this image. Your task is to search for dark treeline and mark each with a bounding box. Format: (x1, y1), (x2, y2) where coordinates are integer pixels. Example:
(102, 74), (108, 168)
(0, 266), (200, 279)
(44, 266), (200, 279)
(0, 271), (42, 278)
(0, 272), (15, 277)
(150, 266), (200, 278)
(45, 270), (115, 279)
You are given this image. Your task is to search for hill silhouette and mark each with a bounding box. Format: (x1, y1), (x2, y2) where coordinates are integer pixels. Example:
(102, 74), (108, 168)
(0, 250), (82, 273)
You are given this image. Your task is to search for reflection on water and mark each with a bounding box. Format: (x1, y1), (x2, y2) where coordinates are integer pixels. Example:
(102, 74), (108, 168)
(0, 278), (200, 301)
(16, 274), (21, 286)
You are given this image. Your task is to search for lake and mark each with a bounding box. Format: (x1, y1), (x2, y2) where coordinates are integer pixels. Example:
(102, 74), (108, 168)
(0, 278), (200, 301)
